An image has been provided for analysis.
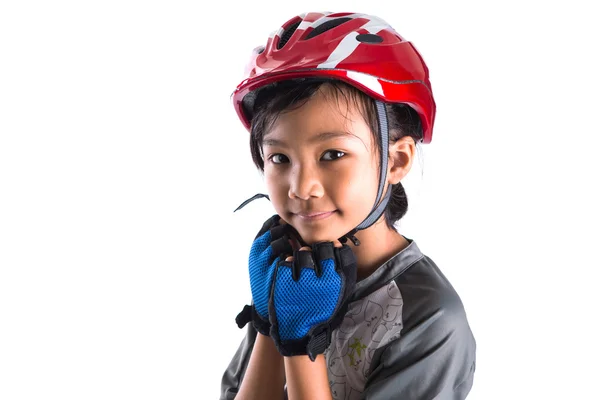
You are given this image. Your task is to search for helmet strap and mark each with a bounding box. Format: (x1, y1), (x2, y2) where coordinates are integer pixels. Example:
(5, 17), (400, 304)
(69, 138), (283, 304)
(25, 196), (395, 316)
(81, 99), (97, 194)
(337, 100), (391, 245)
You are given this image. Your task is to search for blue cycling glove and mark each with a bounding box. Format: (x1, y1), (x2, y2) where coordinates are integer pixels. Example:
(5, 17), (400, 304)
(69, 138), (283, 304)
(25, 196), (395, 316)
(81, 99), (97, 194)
(236, 215), (294, 335)
(268, 242), (357, 361)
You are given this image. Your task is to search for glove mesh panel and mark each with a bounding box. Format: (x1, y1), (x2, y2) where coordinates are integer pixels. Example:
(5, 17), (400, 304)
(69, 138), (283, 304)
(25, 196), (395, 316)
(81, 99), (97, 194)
(275, 258), (341, 340)
(249, 232), (277, 318)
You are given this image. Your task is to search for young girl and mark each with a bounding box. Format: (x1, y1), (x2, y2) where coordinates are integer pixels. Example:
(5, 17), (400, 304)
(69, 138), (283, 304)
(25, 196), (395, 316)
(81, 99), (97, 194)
(221, 11), (476, 400)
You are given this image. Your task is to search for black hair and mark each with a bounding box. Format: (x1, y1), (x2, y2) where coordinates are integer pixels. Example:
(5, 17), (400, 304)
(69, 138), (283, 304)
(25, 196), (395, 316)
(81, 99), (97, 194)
(247, 79), (423, 231)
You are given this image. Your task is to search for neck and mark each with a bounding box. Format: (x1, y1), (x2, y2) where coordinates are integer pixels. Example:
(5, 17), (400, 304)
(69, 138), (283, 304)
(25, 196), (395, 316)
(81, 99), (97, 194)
(347, 218), (409, 281)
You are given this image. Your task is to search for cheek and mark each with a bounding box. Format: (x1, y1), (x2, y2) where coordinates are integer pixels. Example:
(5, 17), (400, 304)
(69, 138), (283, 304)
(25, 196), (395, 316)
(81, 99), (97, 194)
(337, 160), (377, 192)
(337, 165), (379, 210)
(264, 172), (288, 208)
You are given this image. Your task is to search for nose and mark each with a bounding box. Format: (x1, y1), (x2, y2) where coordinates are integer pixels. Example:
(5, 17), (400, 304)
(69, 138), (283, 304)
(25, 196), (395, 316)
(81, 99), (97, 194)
(288, 164), (324, 200)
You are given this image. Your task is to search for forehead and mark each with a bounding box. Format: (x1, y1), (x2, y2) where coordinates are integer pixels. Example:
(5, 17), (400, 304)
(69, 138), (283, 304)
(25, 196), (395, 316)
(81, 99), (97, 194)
(264, 86), (374, 147)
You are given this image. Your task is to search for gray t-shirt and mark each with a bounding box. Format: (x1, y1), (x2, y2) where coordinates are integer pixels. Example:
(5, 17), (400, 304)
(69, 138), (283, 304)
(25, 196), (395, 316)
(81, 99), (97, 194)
(220, 238), (476, 399)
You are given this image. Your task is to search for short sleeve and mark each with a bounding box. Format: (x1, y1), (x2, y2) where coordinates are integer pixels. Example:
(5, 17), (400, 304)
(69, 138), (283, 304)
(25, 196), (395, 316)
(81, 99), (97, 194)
(362, 257), (476, 399)
(220, 324), (258, 400)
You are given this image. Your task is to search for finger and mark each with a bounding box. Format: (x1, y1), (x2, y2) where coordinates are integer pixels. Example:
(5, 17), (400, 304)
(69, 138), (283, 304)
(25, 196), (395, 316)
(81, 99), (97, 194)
(288, 236), (304, 252)
(275, 219), (302, 251)
(293, 249), (315, 281)
(285, 255), (294, 262)
(283, 223), (305, 247)
(295, 247), (322, 278)
(333, 239), (343, 248)
(268, 224), (292, 256)
(311, 242), (337, 278)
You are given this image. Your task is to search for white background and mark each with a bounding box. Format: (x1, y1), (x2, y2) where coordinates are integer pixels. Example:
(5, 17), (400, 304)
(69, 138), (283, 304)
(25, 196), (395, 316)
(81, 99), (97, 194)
(1, 1), (599, 399)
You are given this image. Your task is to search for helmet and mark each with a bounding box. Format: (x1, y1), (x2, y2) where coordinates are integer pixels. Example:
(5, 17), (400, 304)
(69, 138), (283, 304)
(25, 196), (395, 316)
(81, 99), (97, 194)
(232, 12), (436, 245)
(232, 11), (436, 143)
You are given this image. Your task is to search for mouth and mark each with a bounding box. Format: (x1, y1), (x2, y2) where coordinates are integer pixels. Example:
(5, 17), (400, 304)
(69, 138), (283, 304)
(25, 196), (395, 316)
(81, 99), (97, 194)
(295, 210), (336, 221)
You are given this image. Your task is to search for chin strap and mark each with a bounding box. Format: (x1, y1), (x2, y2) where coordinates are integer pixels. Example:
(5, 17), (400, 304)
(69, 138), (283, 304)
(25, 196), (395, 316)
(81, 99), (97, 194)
(235, 101), (392, 247)
(336, 186), (391, 246)
(233, 193), (269, 212)
(337, 100), (391, 246)
(233, 194), (308, 248)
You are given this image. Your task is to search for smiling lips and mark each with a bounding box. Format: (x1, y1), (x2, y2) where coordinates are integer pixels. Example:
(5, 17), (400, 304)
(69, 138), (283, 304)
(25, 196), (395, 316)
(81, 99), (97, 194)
(296, 211), (336, 221)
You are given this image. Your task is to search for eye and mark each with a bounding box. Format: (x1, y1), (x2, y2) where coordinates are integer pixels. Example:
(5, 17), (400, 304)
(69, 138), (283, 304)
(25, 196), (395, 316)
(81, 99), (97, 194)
(269, 154), (290, 164)
(321, 150), (346, 161)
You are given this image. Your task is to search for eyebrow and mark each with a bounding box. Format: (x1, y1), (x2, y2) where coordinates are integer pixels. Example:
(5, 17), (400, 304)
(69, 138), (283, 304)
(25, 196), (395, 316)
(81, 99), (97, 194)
(262, 131), (360, 147)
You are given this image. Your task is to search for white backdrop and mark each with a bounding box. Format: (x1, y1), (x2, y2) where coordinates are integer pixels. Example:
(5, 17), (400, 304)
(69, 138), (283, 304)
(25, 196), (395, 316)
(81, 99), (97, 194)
(1, 1), (599, 399)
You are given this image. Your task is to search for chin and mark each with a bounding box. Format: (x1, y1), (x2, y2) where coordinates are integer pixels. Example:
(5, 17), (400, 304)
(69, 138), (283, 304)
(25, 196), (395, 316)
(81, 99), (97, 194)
(284, 211), (355, 245)
(294, 228), (345, 246)
(300, 235), (331, 246)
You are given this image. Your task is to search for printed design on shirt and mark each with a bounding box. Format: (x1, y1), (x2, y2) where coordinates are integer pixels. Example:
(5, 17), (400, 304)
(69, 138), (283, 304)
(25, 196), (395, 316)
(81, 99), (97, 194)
(325, 280), (404, 400)
(347, 338), (367, 368)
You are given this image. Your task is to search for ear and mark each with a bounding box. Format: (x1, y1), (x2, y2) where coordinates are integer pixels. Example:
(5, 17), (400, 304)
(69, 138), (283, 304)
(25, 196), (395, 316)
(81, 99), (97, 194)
(387, 136), (415, 185)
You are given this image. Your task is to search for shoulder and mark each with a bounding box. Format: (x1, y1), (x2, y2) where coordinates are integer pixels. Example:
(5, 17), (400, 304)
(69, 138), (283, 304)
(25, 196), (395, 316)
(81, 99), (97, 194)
(393, 253), (470, 335)
(353, 239), (470, 331)
(358, 247), (477, 398)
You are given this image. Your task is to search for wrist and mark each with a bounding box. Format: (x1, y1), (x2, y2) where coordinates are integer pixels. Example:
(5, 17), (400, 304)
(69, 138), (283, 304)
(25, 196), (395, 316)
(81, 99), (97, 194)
(237, 334), (285, 399)
(284, 354), (332, 399)
(255, 332), (280, 353)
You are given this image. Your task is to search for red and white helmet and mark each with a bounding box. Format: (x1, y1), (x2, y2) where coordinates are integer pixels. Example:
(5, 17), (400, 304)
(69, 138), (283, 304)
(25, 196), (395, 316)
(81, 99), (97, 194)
(232, 11), (436, 143)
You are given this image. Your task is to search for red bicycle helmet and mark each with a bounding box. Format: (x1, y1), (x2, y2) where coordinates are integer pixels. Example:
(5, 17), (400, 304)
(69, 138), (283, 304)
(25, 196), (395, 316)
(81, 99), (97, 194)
(232, 12), (436, 244)
(232, 11), (436, 143)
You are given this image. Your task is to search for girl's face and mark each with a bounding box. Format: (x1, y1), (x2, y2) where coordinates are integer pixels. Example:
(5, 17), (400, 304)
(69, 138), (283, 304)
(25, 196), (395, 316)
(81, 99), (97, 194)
(262, 87), (381, 244)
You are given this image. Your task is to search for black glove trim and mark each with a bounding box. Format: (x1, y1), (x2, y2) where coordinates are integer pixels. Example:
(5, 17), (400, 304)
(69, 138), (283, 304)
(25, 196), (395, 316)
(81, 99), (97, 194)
(236, 304), (271, 336)
(235, 304), (252, 329)
(307, 330), (329, 362)
(271, 235), (293, 257)
(251, 307), (271, 336)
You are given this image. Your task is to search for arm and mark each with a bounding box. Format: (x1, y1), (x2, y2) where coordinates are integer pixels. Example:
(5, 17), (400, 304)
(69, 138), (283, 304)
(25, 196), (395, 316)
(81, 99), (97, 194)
(284, 355), (332, 400)
(220, 325), (285, 400)
(236, 333), (286, 400)
(222, 215), (292, 399)
(267, 241), (353, 400)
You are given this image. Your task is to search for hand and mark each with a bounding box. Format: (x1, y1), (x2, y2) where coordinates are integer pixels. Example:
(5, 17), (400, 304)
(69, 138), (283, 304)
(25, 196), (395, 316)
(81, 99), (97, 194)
(268, 240), (358, 361)
(236, 215), (295, 335)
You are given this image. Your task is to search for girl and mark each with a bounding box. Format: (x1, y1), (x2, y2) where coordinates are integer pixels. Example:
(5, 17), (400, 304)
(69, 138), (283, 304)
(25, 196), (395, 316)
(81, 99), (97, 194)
(221, 11), (476, 400)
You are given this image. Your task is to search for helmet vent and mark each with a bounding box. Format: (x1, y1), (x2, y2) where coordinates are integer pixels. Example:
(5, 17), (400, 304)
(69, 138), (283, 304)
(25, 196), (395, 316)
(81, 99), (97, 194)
(356, 33), (383, 43)
(304, 17), (352, 40)
(277, 20), (301, 49)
